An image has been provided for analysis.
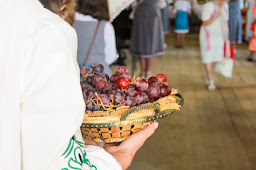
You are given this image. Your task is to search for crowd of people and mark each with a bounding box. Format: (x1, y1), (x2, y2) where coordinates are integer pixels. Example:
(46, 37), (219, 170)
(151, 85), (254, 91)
(1, 0), (256, 169)
(129, 0), (256, 90)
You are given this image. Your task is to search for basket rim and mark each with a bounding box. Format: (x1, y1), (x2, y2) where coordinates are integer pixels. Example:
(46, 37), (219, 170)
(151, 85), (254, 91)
(81, 93), (184, 128)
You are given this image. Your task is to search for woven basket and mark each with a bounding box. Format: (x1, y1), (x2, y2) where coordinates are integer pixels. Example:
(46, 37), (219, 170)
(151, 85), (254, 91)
(81, 93), (184, 143)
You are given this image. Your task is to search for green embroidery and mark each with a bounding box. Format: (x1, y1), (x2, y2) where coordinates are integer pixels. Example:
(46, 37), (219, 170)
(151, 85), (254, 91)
(62, 136), (97, 170)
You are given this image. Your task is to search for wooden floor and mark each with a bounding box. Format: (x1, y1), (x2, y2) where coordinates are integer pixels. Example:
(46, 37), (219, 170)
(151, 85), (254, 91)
(112, 33), (256, 170)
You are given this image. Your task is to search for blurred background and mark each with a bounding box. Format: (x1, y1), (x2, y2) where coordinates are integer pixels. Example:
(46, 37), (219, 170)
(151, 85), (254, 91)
(109, 0), (256, 169)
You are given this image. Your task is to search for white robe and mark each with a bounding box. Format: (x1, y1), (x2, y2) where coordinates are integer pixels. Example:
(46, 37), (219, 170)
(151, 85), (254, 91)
(0, 0), (121, 169)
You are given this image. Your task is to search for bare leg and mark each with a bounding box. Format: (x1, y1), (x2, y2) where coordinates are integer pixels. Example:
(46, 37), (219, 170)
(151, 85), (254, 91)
(205, 63), (216, 90)
(180, 33), (185, 47)
(176, 33), (181, 47)
(205, 63), (213, 81)
(212, 62), (218, 70)
(139, 58), (146, 77)
(145, 58), (154, 78)
(176, 33), (180, 47)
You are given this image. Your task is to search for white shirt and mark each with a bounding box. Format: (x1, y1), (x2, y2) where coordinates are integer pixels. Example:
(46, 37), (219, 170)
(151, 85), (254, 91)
(173, 0), (191, 14)
(0, 0), (121, 169)
(75, 13), (117, 65)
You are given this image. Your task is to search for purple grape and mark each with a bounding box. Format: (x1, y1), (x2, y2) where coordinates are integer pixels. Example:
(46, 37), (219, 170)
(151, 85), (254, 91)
(86, 66), (94, 74)
(108, 91), (116, 101)
(86, 89), (96, 99)
(116, 66), (128, 75)
(159, 85), (170, 97)
(146, 87), (160, 99)
(92, 104), (100, 111)
(80, 66), (87, 77)
(114, 92), (125, 104)
(148, 76), (158, 83)
(149, 81), (160, 88)
(98, 94), (110, 105)
(141, 92), (149, 103)
(86, 101), (93, 111)
(110, 73), (119, 83)
(103, 82), (115, 94)
(92, 75), (103, 86)
(93, 64), (104, 74)
(125, 96), (135, 107)
(126, 88), (137, 97)
(135, 79), (149, 92)
(86, 76), (93, 84)
(134, 92), (145, 105)
(119, 72), (131, 81)
(96, 80), (107, 93)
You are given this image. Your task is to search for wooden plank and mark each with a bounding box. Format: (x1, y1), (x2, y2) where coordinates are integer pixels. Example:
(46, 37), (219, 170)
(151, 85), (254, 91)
(121, 33), (256, 170)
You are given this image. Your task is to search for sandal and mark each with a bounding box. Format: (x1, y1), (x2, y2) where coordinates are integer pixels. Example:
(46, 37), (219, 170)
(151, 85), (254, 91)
(139, 72), (146, 79)
(146, 71), (154, 79)
(247, 58), (254, 62)
(208, 80), (216, 91)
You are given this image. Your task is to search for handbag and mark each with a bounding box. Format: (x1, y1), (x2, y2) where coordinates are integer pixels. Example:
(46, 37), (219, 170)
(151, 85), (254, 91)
(83, 21), (101, 67)
(224, 42), (235, 63)
(214, 40), (234, 78)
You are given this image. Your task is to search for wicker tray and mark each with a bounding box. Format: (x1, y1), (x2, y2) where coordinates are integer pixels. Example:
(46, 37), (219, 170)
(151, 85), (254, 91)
(81, 93), (184, 143)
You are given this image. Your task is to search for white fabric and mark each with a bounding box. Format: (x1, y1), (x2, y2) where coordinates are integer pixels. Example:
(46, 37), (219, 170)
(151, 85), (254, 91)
(173, 0), (191, 14)
(0, 65), (6, 170)
(214, 40), (233, 78)
(245, 0), (255, 41)
(108, 0), (135, 22)
(200, 1), (229, 64)
(0, 0), (121, 169)
(158, 0), (167, 9)
(49, 130), (122, 170)
(239, 0), (244, 9)
(75, 13), (117, 65)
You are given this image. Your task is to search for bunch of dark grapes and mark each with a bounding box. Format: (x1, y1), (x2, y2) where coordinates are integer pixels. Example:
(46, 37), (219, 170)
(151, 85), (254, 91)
(80, 65), (172, 112)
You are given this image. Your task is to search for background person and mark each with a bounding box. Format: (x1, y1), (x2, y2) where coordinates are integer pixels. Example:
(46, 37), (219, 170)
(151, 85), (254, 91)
(74, 0), (117, 76)
(245, 0), (256, 42)
(173, 0), (191, 48)
(199, 0), (229, 90)
(228, 0), (242, 46)
(130, 0), (166, 79)
(248, 3), (256, 61)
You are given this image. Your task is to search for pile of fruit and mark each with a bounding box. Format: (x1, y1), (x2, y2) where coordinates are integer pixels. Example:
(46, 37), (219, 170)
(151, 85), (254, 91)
(80, 64), (177, 112)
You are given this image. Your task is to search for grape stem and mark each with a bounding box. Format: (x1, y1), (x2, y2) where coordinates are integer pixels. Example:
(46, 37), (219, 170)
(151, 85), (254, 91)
(92, 93), (124, 112)
(130, 75), (140, 85)
(81, 73), (94, 81)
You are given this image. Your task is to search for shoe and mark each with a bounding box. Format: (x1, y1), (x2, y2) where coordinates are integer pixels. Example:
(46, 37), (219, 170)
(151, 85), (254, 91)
(164, 43), (167, 49)
(208, 80), (216, 91)
(247, 58), (254, 62)
(175, 45), (181, 49)
(203, 73), (209, 84)
(146, 71), (154, 79)
(139, 72), (146, 79)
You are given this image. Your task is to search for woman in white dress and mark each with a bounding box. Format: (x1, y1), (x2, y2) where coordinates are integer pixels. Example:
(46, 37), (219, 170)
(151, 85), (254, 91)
(0, 0), (158, 169)
(199, 0), (229, 90)
(245, 0), (256, 42)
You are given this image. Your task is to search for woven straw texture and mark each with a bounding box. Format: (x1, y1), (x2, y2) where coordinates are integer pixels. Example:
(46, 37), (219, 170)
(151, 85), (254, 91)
(81, 93), (184, 143)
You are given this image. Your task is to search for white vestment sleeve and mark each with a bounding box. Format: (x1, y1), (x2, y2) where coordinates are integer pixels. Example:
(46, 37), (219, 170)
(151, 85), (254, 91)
(21, 23), (86, 170)
(21, 19), (122, 169)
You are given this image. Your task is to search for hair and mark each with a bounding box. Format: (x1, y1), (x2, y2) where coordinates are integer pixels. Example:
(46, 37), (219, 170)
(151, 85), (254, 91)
(76, 0), (110, 21)
(39, 0), (76, 26)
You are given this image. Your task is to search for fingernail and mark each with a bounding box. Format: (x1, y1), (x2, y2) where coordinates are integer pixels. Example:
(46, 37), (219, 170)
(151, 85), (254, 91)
(153, 122), (159, 129)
